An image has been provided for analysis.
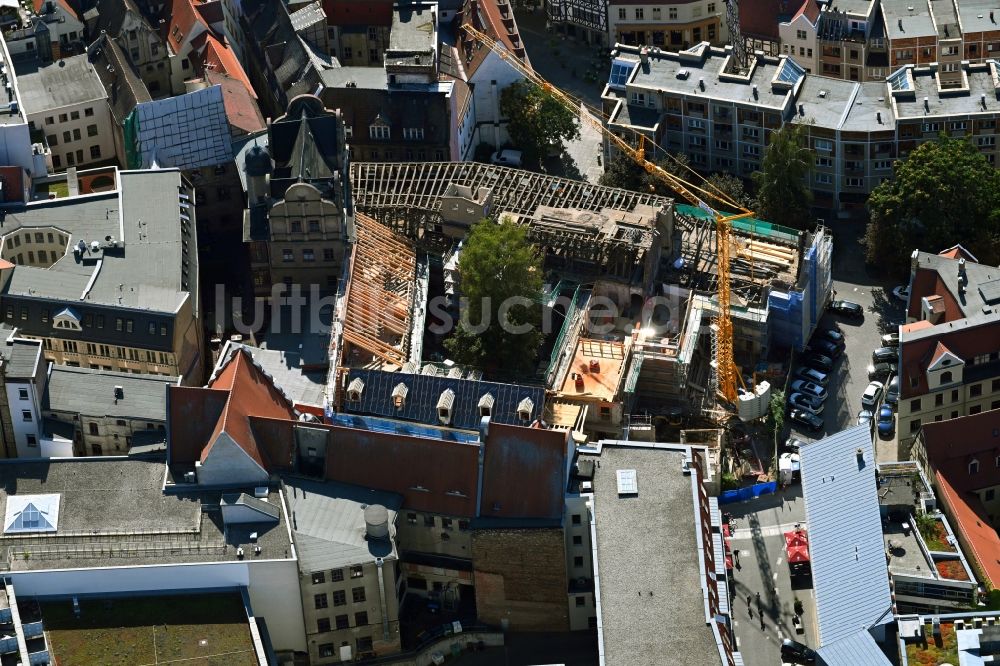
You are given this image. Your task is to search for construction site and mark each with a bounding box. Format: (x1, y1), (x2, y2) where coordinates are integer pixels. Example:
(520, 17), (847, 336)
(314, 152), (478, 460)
(324, 160), (833, 448)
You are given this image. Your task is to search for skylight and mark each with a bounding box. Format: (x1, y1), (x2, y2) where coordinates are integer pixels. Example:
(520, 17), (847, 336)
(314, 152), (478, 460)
(888, 67), (912, 92)
(4, 494), (60, 534)
(608, 58), (638, 91)
(776, 57), (806, 85)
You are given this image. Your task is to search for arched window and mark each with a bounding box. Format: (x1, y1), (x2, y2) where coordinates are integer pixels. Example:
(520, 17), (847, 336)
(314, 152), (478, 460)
(940, 371), (953, 384)
(970, 459), (980, 475)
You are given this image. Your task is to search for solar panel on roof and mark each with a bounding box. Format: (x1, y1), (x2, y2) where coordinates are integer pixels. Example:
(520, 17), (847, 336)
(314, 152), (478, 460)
(616, 469), (638, 495)
(608, 59), (637, 91)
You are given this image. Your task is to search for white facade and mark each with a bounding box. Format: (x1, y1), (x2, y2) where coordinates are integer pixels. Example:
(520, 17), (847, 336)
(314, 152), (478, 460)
(778, 14), (819, 74)
(564, 494), (596, 631)
(464, 51), (524, 157)
(607, 1), (728, 45)
(28, 99), (115, 171)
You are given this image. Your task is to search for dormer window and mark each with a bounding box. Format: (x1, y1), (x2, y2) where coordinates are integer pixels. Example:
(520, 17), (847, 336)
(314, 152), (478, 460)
(392, 382), (408, 410)
(346, 377), (364, 402)
(437, 389), (455, 425)
(970, 459), (980, 475)
(940, 371), (953, 384)
(369, 118), (390, 140)
(52, 307), (82, 331)
(517, 397), (534, 422)
(478, 393), (494, 418)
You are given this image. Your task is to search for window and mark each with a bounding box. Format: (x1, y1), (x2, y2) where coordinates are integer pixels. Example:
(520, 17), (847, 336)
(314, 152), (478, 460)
(312, 571), (326, 585)
(815, 139), (832, 151)
(424, 515), (435, 527)
(355, 611), (368, 626)
(302, 249), (315, 262)
(576, 596), (586, 607)
(573, 535), (583, 545)
(282, 249), (293, 262)
(815, 173), (832, 185)
(357, 637), (373, 653)
(403, 127), (424, 140)
(668, 7), (677, 19)
(331, 568), (344, 582)
(407, 512), (417, 525)
(26, 435), (36, 447)
(323, 248), (335, 261)
(59, 113), (67, 123)
(971, 405), (983, 415)
(97, 315), (104, 328)
(88, 422), (98, 435)
(90, 145), (101, 160)
(910, 399), (921, 412)
(317, 618), (330, 633)
(314, 593), (328, 609)
(84, 107), (94, 117)
(73, 128), (81, 141)
(708, 2), (715, 10)
(181, 58), (189, 70)
(796, 30), (807, 40)
(18, 389), (27, 400)
(574, 556), (584, 567)
(63, 131), (71, 143)
(352, 587), (366, 603)
(46, 134), (57, 146)
(970, 460), (980, 474)
(21, 410), (32, 422)
(815, 157), (833, 168)
(652, 7), (660, 18)
(442, 518), (453, 530)
(290, 221), (302, 233)
(987, 489), (996, 502)
(335, 614), (349, 630)
(634, 7), (643, 19)
(941, 371), (953, 384)
(369, 124), (390, 140)
(116, 318), (123, 331)
(936, 393), (943, 407)
(572, 514), (582, 525)
(333, 590), (347, 606)
(618, 7), (625, 19)
(308, 220), (320, 233)
(350, 565), (364, 578)
(41, 309), (49, 323)
(319, 644), (334, 658)
(909, 419), (921, 433)
(846, 177), (862, 188)
(19, 307), (26, 320)
(971, 384), (983, 397)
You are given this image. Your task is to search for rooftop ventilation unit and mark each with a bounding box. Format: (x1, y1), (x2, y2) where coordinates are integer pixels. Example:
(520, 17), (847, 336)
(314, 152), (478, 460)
(698, 77), (705, 91)
(677, 69), (690, 80)
(113, 385), (123, 400)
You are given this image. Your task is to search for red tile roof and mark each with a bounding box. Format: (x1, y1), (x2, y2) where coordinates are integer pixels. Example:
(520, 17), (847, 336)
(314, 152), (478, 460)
(166, 0), (209, 54)
(324, 0), (393, 27)
(202, 34), (256, 98)
(739, 0), (788, 41)
(459, 0), (528, 79)
(906, 268), (962, 322)
(928, 340), (952, 366)
(207, 71), (265, 134)
(922, 409), (1000, 493)
(790, 0), (820, 23)
(939, 244), (979, 262)
(936, 470), (1000, 588)
(33, 0), (78, 19)
(168, 348), (297, 469)
(899, 318), (1000, 398)
(480, 423), (569, 521)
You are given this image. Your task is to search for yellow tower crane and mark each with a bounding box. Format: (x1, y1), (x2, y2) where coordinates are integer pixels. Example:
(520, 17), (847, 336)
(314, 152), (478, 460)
(462, 25), (755, 404)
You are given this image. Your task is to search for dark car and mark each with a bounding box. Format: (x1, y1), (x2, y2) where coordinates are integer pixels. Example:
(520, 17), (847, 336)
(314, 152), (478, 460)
(803, 352), (834, 372)
(781, 638), (818, 665)
(789, 409), (824, 433)
(789, 392), (824, 415)
(806, 339), (842, 358)
(878, 405), (895, 438)
(816, 328), (845, 346)
(867, 362), (897, 382)
(794, 366), (829, 386)
(829, 300), (864, 319)
(885, 375), (900, 407)
(790, 379), (827, 400)
(872, 346), (898, 364)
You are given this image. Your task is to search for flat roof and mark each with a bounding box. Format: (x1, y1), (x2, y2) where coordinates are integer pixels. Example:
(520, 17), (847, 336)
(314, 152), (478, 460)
(893, 64), (1000, 120)
(588, 444), (721, 666)
(558, 339), (629, 402)
(0, 458), (292, 571)
(15, 55), (107, 112)
(284, 477), (401, 573)
(791, 76), (860, 130)
(2, 169), (195, 314)
(800, 425), (893, 646)
(389, 1), (437, 53)
(43, 366), (177, 421)
(5, 338), (40, 379)
(883, 0), (936, 39)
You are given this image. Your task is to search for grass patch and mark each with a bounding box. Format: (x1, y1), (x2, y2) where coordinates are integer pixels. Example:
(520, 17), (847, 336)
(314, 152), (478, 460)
(906, 623), (958, 666)
(42, 593), (258, 666)
(34, 180), (69, 199)
(917, 515), (955, 552)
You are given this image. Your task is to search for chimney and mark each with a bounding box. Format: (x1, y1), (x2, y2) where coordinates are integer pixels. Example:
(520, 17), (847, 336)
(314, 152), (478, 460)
(983, 93), (988, 109)
(640, 47), (649, 66)
(958, 257), (966, 278)
(699, 77), (705, 91)
(799, 104), (805, 115)
(992, 10), (996, 23)
(898, 18), (903, 31)
(923, 96), (929, 111)
(752, 84), (759, 100)
(877, 111), (882, 123)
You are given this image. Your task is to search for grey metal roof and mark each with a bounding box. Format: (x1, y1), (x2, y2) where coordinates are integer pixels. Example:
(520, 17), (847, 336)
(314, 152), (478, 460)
(588, 444), (722, 666)
(217, 342), (325, 408)
(800, 425), (893, 646)
(816, 629), (892, 666)
(319, 66), (389, 91)
(283, 477), (401, 574)
(342, 367), (544, 431)
(5, 339), (41, 379)
(42, 366), (176, 421)
(15, 55), (107, 112)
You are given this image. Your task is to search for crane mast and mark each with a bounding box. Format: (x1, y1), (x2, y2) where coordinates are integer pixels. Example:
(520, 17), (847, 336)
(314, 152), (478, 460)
(461, 25), (753, 404)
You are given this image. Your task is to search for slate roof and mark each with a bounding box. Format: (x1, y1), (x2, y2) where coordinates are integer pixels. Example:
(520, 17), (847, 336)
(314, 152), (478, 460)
(342, 366), (545, 431)
(5, 339), (41, 379)
(269, 95), (344, 199)
(800, 425), (893, 646)
(43, 366), (177, 421)
(130, 85), (233, 169)
(218, 341), (325, 408)
(284, 477), (401, 573)
(87, 34), (152, 125)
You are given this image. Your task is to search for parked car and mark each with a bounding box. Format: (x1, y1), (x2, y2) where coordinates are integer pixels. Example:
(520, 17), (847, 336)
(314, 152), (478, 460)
(829, 300), (864, 319)
(789, 409), (824, 433)
(872, 347), (897, 364)
(857, 409), (875, 432)
(784, 437), (807, 452)
(867, 362), (897, 382)
(790, 380), (827, 401)
(885, 375), (900, 407)
(803, 352), (834, 372)
(789, 392), (824, 415)
(878, 405), (895, 437)
(861, 381), (884, 411)
(806, 339), (842, 358)
(892, 285), (910, 302)
(794, 366), (829, 386)
(881, 332), (900, 347)
(490, 149), (523, 167)
(781, 638), (818, 665)
(816, 327), (845, 346)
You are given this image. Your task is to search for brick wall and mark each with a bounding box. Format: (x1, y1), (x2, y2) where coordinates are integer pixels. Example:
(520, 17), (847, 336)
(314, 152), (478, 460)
(471, 527), (570, 631)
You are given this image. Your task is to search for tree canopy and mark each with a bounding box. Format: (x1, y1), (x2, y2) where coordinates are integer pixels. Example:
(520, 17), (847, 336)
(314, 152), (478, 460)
(499, 81), (580, 163)
(598, 151), (692, 196)
(752, 124), (814, 229)
(444, 217), (544, 378)
(865, 135), (1000, 274)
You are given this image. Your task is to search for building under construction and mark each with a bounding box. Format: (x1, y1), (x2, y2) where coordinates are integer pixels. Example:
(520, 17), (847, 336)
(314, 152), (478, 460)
(331, 161), (832, 433)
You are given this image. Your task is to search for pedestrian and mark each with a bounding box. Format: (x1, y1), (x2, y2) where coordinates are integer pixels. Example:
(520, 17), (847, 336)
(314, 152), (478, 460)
(755, 592), (761, 609)
(734, 550), (741, 571)
(746, 594), (752, 610)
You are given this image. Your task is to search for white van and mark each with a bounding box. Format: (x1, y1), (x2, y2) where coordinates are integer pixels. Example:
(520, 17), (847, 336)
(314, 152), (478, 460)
(490, 149), (523, 167)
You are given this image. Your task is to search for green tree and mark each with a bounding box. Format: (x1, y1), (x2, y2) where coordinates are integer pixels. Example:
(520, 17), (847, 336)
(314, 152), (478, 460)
(599, 151), (692, 197)
(752, 124), (814, 229)
(704, 172), (753, 210)
(500, 81), (580, 164)
(445, 217), (544, 378)
(866, 135), (1000, 274)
